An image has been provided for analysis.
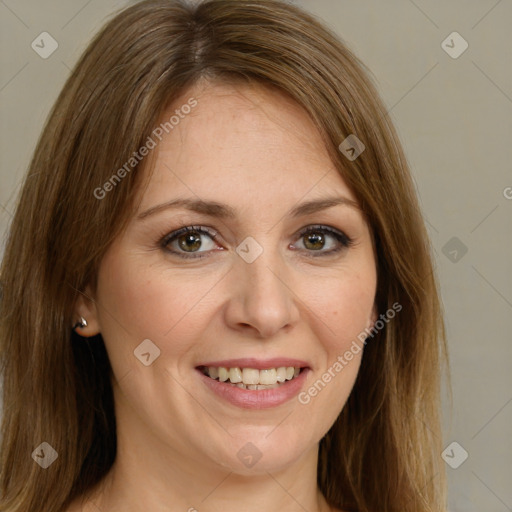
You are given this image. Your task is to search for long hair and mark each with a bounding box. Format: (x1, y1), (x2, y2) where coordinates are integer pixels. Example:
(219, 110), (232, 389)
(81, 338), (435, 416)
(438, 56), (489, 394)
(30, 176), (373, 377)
(0, 1), (448, 510)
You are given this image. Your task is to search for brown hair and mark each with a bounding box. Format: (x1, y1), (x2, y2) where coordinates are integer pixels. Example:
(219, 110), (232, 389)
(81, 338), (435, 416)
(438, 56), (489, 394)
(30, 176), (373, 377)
(0, 1), (448, 510)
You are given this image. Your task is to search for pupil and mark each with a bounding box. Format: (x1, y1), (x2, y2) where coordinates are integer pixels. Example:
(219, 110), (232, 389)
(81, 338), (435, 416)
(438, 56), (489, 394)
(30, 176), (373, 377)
(305, 233), (324, 250)
(179, 232), (201, 252)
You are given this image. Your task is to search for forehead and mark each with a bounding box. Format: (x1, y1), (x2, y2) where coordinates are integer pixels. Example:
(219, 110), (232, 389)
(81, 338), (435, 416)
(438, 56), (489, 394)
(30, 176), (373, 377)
(138, 81), (357, 211)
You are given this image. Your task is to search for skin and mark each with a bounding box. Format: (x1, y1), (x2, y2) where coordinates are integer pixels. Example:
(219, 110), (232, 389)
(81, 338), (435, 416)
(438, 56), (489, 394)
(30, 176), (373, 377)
(72, 80), (377, 512)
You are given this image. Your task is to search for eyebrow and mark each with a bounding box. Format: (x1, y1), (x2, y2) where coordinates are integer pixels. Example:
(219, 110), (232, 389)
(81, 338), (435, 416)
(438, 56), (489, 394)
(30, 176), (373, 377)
(137, 196), (360, 220)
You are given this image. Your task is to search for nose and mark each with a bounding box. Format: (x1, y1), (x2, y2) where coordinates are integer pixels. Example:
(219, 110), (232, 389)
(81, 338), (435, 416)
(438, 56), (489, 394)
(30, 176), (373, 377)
(223, 244), (300, 338)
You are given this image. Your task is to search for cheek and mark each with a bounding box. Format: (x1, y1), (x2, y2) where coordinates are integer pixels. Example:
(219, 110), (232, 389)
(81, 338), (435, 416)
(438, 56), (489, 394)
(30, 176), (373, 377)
(305, 267), (376, 349)
(293, 271), (374, 434)
(94, 249), (222, 375)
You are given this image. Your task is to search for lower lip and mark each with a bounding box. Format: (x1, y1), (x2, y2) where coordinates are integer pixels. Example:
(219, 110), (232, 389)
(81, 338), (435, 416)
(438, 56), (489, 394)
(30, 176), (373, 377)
(197, 368), (310, 409)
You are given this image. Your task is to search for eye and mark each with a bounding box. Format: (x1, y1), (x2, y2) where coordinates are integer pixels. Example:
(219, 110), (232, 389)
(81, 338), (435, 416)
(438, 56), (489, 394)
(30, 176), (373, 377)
(161, 226), (220, 259)
(291, 225), (353, 256)
(161, 224), (353, 260)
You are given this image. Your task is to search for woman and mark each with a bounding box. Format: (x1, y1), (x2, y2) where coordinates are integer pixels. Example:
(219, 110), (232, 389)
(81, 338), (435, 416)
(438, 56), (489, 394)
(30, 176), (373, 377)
(0, 0), (448, 511)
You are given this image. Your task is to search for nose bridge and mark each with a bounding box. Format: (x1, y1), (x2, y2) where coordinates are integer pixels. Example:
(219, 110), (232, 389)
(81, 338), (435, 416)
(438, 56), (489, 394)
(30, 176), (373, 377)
(226, 235), (299, 337)
(243, 247), (284, 298)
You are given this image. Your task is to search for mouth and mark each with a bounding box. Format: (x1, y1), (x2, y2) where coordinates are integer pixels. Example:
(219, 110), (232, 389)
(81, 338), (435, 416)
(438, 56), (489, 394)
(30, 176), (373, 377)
(198, 365), (305, 390)
(195, 359), (310, 409)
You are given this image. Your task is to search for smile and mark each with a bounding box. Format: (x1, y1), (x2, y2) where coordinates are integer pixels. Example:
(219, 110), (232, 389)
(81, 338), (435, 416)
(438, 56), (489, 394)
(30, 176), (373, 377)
(199, 365), (303, 390)
(196, 360), (310, 409)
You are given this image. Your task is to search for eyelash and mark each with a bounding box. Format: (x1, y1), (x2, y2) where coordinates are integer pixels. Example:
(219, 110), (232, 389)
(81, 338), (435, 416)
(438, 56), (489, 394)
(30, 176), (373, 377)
(160, 224), (354, 260)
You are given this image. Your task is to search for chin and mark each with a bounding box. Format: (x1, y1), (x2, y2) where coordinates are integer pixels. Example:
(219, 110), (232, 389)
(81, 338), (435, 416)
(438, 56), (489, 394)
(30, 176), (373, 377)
(206, 426), (315, 475)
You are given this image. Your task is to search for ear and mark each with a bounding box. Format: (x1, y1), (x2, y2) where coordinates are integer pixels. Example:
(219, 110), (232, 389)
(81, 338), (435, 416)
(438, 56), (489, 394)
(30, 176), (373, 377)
(73, 285), (101, 337)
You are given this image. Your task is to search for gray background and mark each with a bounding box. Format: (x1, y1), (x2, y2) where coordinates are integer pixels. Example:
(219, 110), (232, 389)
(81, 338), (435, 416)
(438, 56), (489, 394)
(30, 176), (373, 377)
(0, 1), (511, 510)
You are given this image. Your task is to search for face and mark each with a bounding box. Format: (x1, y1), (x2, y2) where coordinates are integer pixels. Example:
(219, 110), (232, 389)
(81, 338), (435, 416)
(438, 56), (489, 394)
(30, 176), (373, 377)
(81, 81), (377, 476)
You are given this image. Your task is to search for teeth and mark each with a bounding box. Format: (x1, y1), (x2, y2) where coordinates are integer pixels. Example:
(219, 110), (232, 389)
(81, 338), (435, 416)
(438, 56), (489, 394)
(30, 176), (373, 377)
(218, 367), (229, 382)
(242, 368), (260, 385)
(259, 368), (277, 385)
(204, 365), (302, 387)
(229, 367), (243, 383)
(257, 384), (279, 390)
(234, 382), (281, 390)
(276, 367), (287, 382)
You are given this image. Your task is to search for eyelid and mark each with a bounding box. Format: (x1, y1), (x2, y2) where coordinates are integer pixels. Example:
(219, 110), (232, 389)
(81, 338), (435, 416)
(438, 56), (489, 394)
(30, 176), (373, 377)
(161, 225), (219, 244)
(296, 224), (352, 245)
(160, 224), (353, 259)
(291, 224), (353, 256)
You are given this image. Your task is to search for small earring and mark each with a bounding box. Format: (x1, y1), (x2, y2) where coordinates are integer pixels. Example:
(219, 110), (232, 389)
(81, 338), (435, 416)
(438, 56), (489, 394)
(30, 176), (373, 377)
(73, 317), (88, 330)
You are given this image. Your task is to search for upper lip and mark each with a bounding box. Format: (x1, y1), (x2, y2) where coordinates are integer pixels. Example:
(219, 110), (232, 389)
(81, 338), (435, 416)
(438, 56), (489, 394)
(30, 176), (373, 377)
(197, 358), (310, 370)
